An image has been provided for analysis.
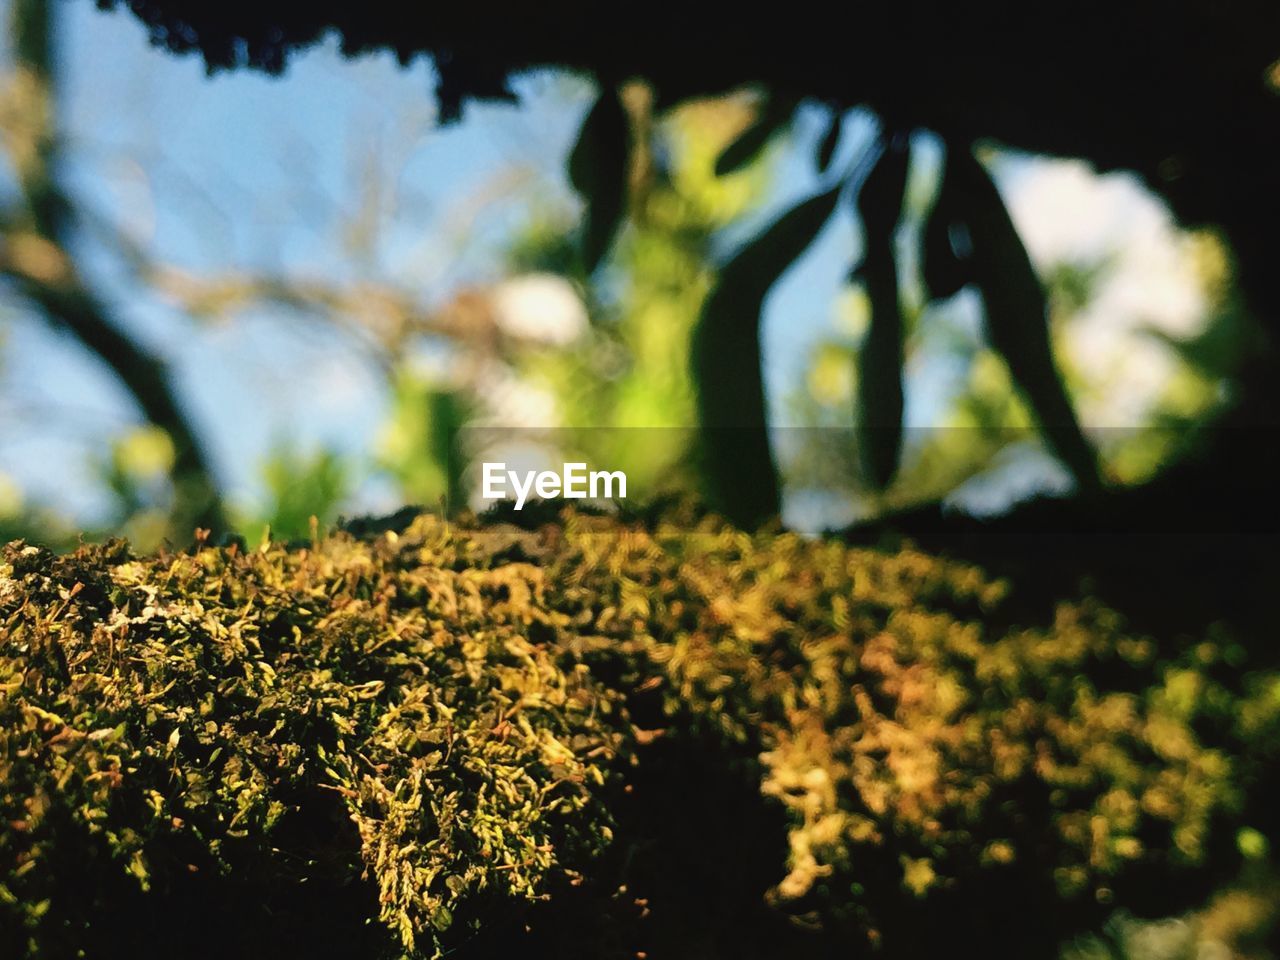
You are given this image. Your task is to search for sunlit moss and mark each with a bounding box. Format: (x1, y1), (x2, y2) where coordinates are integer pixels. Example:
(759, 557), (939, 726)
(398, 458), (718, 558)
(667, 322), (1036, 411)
(1, 509), (1273, 956)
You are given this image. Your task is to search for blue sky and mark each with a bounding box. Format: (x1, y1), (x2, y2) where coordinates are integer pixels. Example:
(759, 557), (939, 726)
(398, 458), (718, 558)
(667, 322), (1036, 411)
(3, 1), (1202, 530)
(1, 0), (878, 525)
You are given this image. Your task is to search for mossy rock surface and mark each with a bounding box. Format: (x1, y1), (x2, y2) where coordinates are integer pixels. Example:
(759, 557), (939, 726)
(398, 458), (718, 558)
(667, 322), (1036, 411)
(1, 509), (1275, 958)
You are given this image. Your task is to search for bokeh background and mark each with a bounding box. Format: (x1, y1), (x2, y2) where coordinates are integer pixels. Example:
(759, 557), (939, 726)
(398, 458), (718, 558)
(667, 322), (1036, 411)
(0, 0), (1255, 548)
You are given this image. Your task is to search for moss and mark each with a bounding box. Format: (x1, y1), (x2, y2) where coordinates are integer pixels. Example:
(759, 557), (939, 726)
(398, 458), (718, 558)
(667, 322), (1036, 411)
(0, 509), (1273, 957)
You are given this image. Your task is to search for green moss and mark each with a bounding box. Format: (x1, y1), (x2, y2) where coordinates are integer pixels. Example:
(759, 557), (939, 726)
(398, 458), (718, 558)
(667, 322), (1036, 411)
(0, 510), (1273, 957)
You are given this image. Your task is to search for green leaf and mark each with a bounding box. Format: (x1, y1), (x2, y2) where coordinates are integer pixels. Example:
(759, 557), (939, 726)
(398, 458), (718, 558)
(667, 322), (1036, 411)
(921, 160), (971, 301)
(950, 147), (1099, 488)
(692, 183), (843, 526)
(426, 389), (470, 513)
(568, 89), (630, 273)
(854, 140), (910, 490)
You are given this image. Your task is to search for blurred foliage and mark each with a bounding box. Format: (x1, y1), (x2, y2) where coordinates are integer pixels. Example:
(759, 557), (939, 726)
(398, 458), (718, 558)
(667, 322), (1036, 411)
(786, 149), (1252, 522)
(488, 91), (767, 496)
(2, 30), (1254, 543)
(0, 473), (77, 553)
(1, 0), (1272, 553)
(375, 373), (469, 511)
(96, 427), (177, 548)
(2, 507), (1277, 957)
(239, 445), (351, 544)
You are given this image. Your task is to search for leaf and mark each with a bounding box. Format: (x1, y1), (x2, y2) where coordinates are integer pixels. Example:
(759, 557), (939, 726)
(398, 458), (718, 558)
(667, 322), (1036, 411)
(567, 89), (630, 273)
(853, 140), (910, 489)
(714, 98), (793, 176)
(856, 134), (910, 235)
(692, 183), (844, 526)
(815, 113), (842, 173)
(855, 261), (904, 490)
(949, 147), (1099, 487)
(921, 160), (971, 301)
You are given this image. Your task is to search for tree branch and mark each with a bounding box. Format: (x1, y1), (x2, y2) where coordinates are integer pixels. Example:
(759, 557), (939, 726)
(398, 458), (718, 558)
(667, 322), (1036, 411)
(2, 0), (226, 536)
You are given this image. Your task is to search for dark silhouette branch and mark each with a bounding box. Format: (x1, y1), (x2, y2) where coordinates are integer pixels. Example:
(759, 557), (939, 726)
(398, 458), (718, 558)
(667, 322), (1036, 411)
(3, 0), (226, 535)
(0, 253), (225, 533)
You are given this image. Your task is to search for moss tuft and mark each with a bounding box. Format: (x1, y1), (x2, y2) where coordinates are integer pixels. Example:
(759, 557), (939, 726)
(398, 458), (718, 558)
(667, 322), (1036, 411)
(1, 511), (1273, 957)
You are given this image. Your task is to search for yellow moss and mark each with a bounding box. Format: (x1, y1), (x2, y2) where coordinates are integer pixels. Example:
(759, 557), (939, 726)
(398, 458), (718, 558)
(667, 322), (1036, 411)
(0, 507), (1271, 956)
